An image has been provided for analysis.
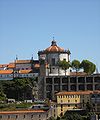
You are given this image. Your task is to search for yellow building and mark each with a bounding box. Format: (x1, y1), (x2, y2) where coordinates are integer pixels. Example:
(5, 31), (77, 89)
(56, 91), (97, 116)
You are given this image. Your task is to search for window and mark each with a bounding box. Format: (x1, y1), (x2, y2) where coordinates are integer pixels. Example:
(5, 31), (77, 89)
(16, 115), (18, 119)
(75, 100), (77, 102)
(54, 109), (55, 113)
(26, 74), (28, 77)
(68, 100), (70, 102)
(60, 112), (63, 117)
(75, 104), (77, 107)
(8, 115), (10, 119)
(61, 104), (63, 111)
(52, 58), (55, 66)
(39, 114), (41, 118)
(23, 115), (25, 119)
(31, 115), (33, 118)
(63, 58), (66, 61)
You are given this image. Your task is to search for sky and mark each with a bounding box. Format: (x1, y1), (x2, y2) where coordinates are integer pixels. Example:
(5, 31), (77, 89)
(0, 0), (100, 71)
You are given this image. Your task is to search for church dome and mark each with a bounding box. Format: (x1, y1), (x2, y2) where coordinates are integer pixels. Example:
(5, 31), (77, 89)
(44, 40), (64, 52)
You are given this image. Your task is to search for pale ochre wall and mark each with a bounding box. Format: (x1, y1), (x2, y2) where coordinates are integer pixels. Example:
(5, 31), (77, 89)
(57, 94), (90, 116)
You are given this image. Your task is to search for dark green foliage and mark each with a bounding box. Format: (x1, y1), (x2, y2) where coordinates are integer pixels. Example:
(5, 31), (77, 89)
(86, 102), (94, 112)
(48, 116), (56, 120)
(80, 60), (96, 74)
(0, 91), (6, 101)
(56, 110), (96, 120)
(58, 60), (71, 75)
(61, 112), (83, 120)
(71, 60), (80, 72)
(0, 78), (37, 101)
(56, 116), (60, 120)
(0, 102), (33, 111)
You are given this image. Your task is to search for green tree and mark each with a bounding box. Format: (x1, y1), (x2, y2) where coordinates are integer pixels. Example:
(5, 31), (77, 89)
(61, 112), (83, 120)
(3, 80), (16, 99)
(71, 60), (80, 72)
(0, 90), (6, 101)
(2, 78), (36, 101)
(48, 116), (56, 120)
(80, 60), (96, 74)
(14, 78), (36, 101)
(58, 60), (70, 76)
(56, 116), (60, 120)
(86, 102), (94, 112)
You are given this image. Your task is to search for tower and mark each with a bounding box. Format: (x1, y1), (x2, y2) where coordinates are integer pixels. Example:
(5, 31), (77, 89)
(38, 39), (71, 100)
(38, 40), (71, 76)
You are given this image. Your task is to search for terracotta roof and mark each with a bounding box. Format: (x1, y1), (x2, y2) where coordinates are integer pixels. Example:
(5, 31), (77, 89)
(0, 64), (8, 68)
(0, 110), (46, 114)
(56, 91), (100, 96)
(34, 63), (48, 68)
(44, 40), (64, 52)
(15, 60), (31, 64)
(34, 63), (40, 68)
(19, 70), (32, 74)
(0, 65), (3, 68)
(70, 72), (87, 76)
(8, 63), (15, 68)
(0, 70), (13, 74)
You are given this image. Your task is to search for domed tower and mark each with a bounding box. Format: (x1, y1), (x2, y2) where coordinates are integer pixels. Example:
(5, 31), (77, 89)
(38, 40), (71, 76)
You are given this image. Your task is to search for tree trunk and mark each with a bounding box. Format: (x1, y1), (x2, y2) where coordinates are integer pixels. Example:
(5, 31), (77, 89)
(65, 69), (66, 76)
(58, 67), (60, 76)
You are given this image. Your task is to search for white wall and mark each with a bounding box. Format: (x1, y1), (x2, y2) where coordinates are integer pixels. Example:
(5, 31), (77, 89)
(0, 111), (50, 120)
(59, 53), (69, 62)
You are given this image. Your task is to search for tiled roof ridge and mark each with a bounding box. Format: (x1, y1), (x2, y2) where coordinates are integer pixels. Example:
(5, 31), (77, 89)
(0, 110), (46, 114)
(56, 90), (100, 95)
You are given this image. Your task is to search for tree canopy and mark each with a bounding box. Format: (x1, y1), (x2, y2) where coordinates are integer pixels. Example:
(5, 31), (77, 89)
(80, 60), (96, 74)
(71, 60), (80, 72)
(58, 60), (71, 75)
(0, 77), (37, 101)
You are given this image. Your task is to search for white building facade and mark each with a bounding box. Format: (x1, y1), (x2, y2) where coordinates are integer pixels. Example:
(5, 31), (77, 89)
(38, 40), (71, 76)
(0, 110), (50, 120)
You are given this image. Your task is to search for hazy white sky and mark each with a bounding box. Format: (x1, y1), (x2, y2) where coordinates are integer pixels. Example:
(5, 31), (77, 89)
(0, 0), (100, 70)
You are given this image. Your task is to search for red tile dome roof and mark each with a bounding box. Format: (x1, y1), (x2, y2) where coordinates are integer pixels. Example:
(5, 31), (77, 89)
(44, 40), (64, 52)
